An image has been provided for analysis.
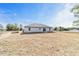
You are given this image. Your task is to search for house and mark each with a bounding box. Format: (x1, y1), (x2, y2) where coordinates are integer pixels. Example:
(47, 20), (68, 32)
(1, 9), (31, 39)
(23, 23), (53, 33)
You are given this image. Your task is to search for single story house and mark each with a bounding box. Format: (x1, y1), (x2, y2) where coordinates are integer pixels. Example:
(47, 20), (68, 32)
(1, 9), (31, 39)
(23, 23), (53, 33)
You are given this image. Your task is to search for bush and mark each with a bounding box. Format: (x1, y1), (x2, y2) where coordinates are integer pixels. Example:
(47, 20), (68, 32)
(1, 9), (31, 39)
(54, 27), (70, 31)
(6, 24), (20, 31)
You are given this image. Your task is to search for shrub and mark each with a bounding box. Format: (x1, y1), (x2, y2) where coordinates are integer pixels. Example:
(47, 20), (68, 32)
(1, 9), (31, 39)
(6, 24), (20, 31)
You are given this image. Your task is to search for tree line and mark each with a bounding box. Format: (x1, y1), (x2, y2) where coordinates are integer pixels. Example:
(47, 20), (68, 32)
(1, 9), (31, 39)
(6, 24), (23, 31)
(0, 24), (71, 31)
(0, 24), (22, 31)
(54, 26), (71, 31)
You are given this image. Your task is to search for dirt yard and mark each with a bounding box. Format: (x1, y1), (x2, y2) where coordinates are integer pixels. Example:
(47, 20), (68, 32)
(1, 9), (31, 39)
(0, 32), (79, 56)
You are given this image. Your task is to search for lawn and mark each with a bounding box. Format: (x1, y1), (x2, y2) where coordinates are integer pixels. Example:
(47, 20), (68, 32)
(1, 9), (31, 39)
(0, 32), (79, 56)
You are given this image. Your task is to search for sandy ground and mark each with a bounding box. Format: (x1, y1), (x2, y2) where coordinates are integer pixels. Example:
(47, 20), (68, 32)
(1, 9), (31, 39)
(0, 32), (11, 39)
(0, 32), (79, 56)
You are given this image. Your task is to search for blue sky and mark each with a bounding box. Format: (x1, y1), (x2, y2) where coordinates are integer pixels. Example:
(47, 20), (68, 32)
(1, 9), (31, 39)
(0, 3), (75, 27)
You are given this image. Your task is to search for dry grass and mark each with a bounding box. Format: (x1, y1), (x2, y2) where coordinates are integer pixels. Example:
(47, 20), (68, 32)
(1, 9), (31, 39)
(0, 32), (79, 56)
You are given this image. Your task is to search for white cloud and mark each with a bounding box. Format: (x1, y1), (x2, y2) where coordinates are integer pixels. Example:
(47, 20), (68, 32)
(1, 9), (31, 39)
(52, 4), (76, 27)
(0, 4), (77, 28)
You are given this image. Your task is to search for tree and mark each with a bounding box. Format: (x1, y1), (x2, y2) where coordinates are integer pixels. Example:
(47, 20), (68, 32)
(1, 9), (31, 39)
(54, 26), (70, 31)
(54, 26), (65, 31)
(6, 24), (12, 31)
(6, 24), (19, 31)
(19, 24), (23, 31)
(59, 26), (64, 31)
(71, 4), (79, 26)
(54, 27), (58, 31)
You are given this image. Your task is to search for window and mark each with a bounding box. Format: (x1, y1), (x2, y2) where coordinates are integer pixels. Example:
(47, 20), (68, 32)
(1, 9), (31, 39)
(29, 28), (31, 31)
(43, 28), (46, 32)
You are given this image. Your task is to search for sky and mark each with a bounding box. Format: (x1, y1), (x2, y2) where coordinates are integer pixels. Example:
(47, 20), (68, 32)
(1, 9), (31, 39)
(0, 3), (76, 27)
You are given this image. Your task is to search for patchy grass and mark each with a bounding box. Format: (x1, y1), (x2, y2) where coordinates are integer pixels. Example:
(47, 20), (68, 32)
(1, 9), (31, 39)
(0, 32), (79, 55)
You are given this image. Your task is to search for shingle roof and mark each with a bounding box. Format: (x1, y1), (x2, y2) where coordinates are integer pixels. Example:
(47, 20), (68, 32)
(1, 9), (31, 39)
(25, 23), (52, 28)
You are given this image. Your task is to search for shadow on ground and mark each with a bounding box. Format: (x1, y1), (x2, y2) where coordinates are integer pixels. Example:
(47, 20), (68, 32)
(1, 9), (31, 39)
(20, 32), (55, 35)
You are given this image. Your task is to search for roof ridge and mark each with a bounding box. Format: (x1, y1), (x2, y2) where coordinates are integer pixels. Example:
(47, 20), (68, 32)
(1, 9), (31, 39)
(25, 23), (51, 27)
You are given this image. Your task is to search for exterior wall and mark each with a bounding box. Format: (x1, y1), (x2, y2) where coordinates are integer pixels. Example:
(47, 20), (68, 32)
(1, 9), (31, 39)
(23, 27), (53, 33)
(50, 28), (53, 32)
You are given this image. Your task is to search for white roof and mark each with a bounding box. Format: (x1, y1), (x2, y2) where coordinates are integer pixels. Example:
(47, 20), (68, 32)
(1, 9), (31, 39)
(25, 23), (52, 28)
